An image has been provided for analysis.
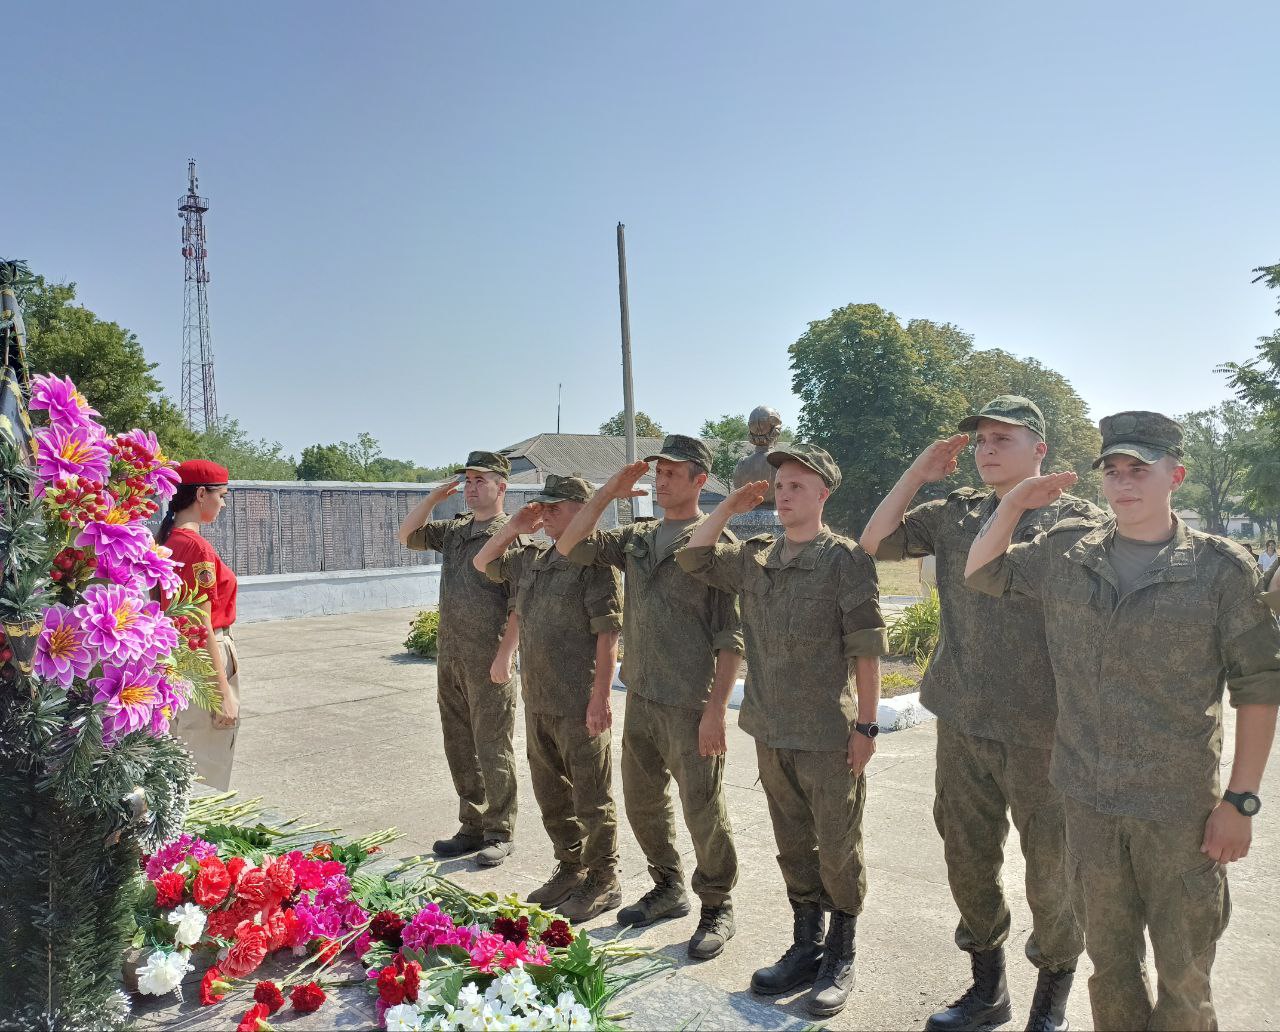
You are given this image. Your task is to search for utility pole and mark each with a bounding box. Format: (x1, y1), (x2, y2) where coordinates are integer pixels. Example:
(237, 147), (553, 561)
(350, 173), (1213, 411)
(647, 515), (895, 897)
(179, 159), (218, 432)
(616, 223), (636, 464)
(556, 382), (562, 434)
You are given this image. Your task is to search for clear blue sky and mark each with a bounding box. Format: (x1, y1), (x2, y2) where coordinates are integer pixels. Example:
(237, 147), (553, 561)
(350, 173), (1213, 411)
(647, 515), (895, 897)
(9, 2), (1279, 468)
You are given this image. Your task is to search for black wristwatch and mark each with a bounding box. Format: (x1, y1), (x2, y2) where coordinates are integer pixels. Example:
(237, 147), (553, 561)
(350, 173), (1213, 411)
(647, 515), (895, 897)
(1224, 790), (1261, 817)
(854, 721), (879, 739)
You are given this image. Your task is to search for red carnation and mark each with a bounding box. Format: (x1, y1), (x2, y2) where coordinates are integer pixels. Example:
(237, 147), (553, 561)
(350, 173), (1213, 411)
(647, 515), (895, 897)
(264, 906), (293, 951)
(370, 910), (406, 947)
(493, 915), (530, 944)
(193, 856), (232, 908)
(309, 842), (333, 859)
(402, 961), (420, 1002)
(314, 938), (341, 964)
(199, 965), (231, 1006)
(223, 924), (272, 979)
(377, 966), (407, 1006)
(226, 856), (248, 883)
(152, 870), (186, 909)
(290, 981), (326, 1013)
(377, 954), (422, 1005)
(540, 919), (574, 948)
(253, 980), (286, 1014)
(235, 1002), (272, 1032)
(236, 867), (270, 907)
(264, 857), (297, 904)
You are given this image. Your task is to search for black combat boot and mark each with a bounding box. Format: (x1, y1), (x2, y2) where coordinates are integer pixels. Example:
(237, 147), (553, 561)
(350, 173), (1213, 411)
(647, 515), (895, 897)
(925, 947), (1013, 1031)
(1025, 966), (1074, 1032)
(806, 910), (857, 1017)
(750, 901), (825, 996)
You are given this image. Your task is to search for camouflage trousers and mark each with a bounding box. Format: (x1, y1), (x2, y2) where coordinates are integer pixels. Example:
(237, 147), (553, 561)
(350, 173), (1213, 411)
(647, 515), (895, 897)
(756, 743), (867, 915)
(621, 693), (738, 907)
(934, 720), (1083, 970)
(436, 654), (518, 841)
(1066, 797), (1229, 1032)
(525, 709), (619, 874)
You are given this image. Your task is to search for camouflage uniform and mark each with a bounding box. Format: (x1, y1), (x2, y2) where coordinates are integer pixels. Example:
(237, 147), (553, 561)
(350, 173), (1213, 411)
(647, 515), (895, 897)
(486, 497), (624, 876)
(406, 509), (518, 844)
(967, 411), (1280, 1031)
(678, 446), (887, 917)
(568, 498), (743, 907)
(876, 432), (1098, 971)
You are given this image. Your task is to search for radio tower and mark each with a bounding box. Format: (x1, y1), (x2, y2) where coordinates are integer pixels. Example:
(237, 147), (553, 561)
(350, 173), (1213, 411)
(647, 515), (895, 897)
(179, 159), (218, 432)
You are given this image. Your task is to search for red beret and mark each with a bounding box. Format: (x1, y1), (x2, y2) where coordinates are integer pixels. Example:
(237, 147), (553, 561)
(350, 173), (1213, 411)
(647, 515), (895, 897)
(177, 459), (230, 486)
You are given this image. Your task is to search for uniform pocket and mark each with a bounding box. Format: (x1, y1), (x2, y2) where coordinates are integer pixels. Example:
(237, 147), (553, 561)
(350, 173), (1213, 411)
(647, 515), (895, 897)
(1177, 859), (1229, 960)
(789, 594), (838, 641)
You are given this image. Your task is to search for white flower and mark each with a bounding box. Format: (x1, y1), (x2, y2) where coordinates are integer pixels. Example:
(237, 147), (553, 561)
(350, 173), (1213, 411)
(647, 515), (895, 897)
(134, 948), (193, 996)
(566, 1004), (592, 1031)
(166, 902), (207, 947)
(384, 1003), (427, 1031)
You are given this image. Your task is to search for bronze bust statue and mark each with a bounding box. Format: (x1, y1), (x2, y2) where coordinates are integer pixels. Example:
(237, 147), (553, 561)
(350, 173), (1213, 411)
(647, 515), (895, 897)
(732, 405), (783, 508)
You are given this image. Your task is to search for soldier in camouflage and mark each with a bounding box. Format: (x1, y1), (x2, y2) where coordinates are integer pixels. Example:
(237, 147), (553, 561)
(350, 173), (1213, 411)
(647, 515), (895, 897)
(398, 450), (521, 867)
(861, 396), (1099, 1032)
(966, 411), (1280, 1032)
(555, 434), (744, 960)
(678, 444), (887, 1019)
(473, 475), (626, 924)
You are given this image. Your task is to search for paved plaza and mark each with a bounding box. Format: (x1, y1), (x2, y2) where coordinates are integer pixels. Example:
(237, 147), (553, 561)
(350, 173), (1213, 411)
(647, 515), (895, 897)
(172, 607), (1279, 1030)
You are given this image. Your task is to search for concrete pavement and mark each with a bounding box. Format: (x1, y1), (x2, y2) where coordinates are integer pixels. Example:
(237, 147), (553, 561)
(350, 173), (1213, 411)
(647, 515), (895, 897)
(216, 607), (1279, 1031)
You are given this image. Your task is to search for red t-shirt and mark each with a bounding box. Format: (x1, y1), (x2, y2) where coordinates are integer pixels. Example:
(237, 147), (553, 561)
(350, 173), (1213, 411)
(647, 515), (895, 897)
(164, 527), (238, 628)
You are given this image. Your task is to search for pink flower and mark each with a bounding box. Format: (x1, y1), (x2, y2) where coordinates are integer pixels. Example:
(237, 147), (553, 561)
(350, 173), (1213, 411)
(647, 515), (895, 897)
(34, 423), (110, 485)
(94, 555), (141, 589)
(144, 834), (217, 879)
(134, 544), (183, 595)
(29, 374), (101, 428)
(73, 584), (175, 663)
(92, 659), (170, 744)
(400, 904), (475, 954)
(33, 605), (96, 686)
(76, 516), (152, 568)
(116, 429), (181, 503)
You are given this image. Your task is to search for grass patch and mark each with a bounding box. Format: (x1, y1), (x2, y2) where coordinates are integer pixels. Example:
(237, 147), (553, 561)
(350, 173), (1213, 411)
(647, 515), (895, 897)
(877, 557), (927, 598)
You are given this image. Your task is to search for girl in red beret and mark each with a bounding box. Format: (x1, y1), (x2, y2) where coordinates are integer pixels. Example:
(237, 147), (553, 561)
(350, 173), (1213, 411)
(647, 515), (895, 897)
(159, 460), (240, 790)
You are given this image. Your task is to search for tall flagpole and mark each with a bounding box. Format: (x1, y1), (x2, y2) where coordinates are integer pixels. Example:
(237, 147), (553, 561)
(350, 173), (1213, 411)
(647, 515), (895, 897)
(616, 223), (636, 464)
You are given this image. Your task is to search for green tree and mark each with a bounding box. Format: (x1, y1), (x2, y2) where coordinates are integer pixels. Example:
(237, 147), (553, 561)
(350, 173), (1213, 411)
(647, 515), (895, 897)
(790, 304), (970, 532)
(701, 414), (750, 483)
(1221, 262), (1280, 438)
(1178, 402), (1259, 534)
(955, 348), (1103, 500)
(296, 443), (364, 481)
(598, 410), (663, 438)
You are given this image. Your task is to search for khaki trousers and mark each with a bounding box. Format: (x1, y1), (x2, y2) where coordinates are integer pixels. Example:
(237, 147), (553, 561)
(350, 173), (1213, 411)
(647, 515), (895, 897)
(755, 743), (867, 915)
(171, 628), (239, 792)
(525, 710), (618, 874)
(621, 693), (737, 906)
(934, 719), (1083, 971)
(1066, 796), (1229, 1032)
(436, 654), (518, 841)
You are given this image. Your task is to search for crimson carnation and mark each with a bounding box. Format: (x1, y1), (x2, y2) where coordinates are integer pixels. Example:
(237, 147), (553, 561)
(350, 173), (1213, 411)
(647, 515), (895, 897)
(402, 961), (420, 1002)
(235, 1003), (271, 1032)
(290, 981), (326, 1013)
(370, 910), (406, 947)
(492, 915), (530, 944)
(226, 856), (248, 883)
(263, 857), (297, 904)
(152, 870), (186, 909)
(222, 924), (272, 979)
(540, 919), (574, 948)
(253, 980), (286, 1014)
(236, 867), (270, 907)
(193, 856), (232, 907)
(199, 965), (230, 1006)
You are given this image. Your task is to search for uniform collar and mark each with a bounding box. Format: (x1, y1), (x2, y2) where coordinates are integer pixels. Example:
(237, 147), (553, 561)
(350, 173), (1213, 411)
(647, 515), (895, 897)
(762, 528), (832, 570)
(1067, 512), (1194, 588)
(650, 513), (706, 562)
(462, 511), (508, 541)
(532, 540), (568, 571)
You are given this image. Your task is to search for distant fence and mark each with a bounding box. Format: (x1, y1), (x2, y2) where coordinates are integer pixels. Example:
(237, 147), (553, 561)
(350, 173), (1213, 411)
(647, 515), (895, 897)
(194, 481), (631, 577)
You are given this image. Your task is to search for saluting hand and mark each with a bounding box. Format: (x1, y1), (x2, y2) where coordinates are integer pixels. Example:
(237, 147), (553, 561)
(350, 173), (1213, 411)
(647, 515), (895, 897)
(509, 503), (545, 535)
(1201, 800), (1251, 864)
(721, 480), (771, 516)
(604, 461), (651, 500)
(848, 729), (875, 774)
(908, 434), (970, 483)
(429, 478), (463, 503)
(1003, 471), (1078, 512)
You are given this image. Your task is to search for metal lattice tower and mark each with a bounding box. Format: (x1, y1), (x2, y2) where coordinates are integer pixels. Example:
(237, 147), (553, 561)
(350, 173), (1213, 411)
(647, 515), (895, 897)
(179, 159), (218, 432)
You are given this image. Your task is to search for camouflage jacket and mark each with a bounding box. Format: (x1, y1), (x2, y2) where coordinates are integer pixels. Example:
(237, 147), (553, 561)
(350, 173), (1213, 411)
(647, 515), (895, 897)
(486, 541), (623, 718)
(677, 529), (888, 752)
(968, 513), (1280, 823)
(876, 488), (1102, 748)
(405, 512), (513, 666)
(567, 515), (744, 713)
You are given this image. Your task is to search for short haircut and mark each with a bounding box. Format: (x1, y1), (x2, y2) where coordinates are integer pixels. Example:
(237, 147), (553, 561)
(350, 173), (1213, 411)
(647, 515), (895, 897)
(686, 460), (708, 480)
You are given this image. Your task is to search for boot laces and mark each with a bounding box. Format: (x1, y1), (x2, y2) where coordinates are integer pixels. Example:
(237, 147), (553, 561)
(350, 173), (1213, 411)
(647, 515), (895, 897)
(695, 905), (727, 935)
(1026, 970), (1067, 1030)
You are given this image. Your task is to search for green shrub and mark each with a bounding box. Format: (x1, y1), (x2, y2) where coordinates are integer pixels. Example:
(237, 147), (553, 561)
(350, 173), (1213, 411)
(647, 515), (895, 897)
(881, 668), (922, 696)
(887, 589), (940, 667)
(405, 609), (441, 658)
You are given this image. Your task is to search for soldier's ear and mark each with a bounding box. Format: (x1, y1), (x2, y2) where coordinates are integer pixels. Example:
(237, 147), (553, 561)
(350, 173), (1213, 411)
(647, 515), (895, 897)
(1170, 463), (1187, 489)
(1034, 439), (1048, 461)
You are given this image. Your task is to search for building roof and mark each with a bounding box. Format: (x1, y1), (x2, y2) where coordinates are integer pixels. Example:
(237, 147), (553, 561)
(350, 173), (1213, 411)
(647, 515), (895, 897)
(500, 433), (730, 495)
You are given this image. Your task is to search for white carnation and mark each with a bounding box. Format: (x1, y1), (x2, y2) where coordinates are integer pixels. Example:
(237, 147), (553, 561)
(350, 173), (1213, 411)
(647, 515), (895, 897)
(134, 948), (193, 996)
(166, 902), (207, 947)
(384, 1003), (427, 1031)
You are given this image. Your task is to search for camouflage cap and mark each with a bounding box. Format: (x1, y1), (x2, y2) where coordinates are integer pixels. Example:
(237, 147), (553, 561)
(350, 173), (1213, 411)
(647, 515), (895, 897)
(766, 443), (842, 491)
(643, 433), (714, 471)
(958, 395), (1046, 439)
(528, 473), (594, 505)
(1092, 411), (1184, 469)
(454, 450), (511, 478)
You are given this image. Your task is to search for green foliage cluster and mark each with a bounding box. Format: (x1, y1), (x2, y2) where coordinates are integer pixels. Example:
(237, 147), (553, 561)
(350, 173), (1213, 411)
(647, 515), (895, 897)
(296, 431), (458, 482)
(700, 414), (795, 484)
(405, 609), (441, 658)
(887, 590), (941, 668)
(598, 410), (663, 438)
(789, 304), (1101, 532)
